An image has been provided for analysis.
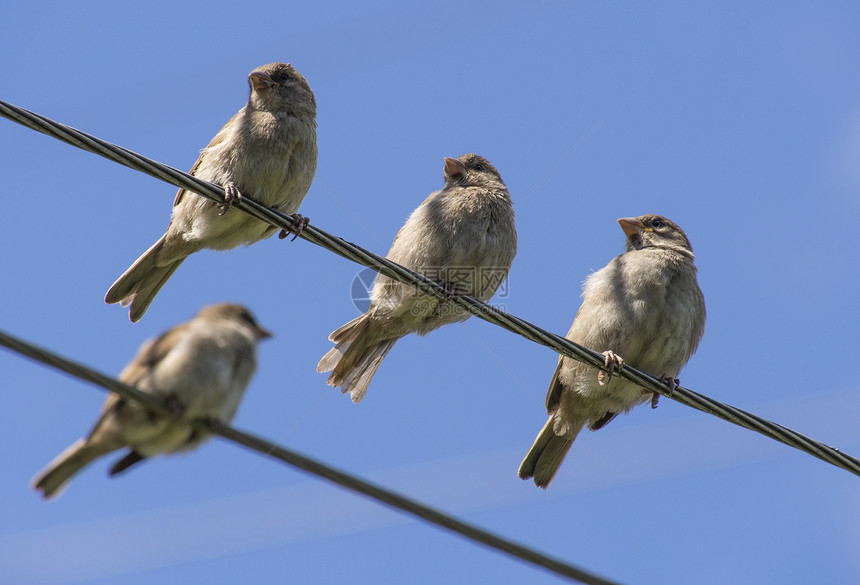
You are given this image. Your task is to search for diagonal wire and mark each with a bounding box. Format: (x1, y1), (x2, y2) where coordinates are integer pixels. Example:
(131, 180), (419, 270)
(247, 386), (334, 472)
(0, 328), (622, 585)
(1, 99), (859, 478)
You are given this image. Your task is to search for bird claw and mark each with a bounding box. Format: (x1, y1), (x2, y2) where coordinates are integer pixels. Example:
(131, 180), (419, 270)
(597, 350), (624, 386)
(442, 281), (462, 300)
(163, 393), (186, 417)
(147, 393), (184, 423)
(427, 282), (461, 316)
(218, 183), (242, 215)
(651, 375), (679, 409)
(279, 214), (310, 241)
(196, 415), (220, 429)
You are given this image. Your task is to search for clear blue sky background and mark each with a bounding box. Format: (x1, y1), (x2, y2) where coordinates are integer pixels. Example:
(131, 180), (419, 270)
(2, 2), (859, 584)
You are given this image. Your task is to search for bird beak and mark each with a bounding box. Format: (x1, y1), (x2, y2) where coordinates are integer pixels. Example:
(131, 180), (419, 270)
(444, 157), (466, 178)
(256, 325), (273, 340)
(249, 71), (273, 91)
(617, 217), (650, 237)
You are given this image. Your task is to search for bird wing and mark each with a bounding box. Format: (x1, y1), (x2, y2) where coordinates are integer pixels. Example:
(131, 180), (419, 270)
(544, 357), (566, 413)
(117, 323), (190, 386)
(172, 111), (239, 207)
(84, 323), (190, 441)
(546, 305), (586, 412)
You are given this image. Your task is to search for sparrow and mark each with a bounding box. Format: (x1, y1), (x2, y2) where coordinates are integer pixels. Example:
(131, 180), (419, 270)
(105, 62), (318, 322)
(518, 214), (706, 488)
(32, 303), (271, 499)
(318, 153), (517, 403)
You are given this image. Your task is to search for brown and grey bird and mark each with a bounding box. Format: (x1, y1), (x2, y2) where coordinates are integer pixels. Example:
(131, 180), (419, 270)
(518, 214), (706, 488)
(32, 303), (271, 499)
(318, 153), (517, 403)
(105, 62), (318, 322)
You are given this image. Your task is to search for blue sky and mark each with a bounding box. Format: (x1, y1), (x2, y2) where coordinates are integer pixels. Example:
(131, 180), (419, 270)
(2, 2), (860, 584)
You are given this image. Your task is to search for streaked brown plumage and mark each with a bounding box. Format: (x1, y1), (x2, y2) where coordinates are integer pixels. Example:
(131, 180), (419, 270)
(33, 303), (271, 499)
(105, 62), (317, 322)
(519, 215), (706, 488)
(318, 154), (517, 403)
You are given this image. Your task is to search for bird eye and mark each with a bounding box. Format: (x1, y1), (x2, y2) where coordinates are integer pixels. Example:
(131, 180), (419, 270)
(278, 73), (290, 82)
(474, 163), (485, 171)
(651, 218), (665, 228)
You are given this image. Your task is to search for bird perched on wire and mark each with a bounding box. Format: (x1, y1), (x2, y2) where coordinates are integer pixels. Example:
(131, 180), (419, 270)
(105, 62), (318, 322)
(318, 153), (517, 403)
(518, 215), (706, 488)
(32, 303), (271, 499)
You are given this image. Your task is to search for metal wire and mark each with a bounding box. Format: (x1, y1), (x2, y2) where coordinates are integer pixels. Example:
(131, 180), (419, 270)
(0, 329), (622, 585)
(2, 98), (858, 478)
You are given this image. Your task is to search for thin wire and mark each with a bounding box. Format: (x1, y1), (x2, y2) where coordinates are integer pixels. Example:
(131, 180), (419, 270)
(517, 115), (607, 206)
(0, 329), (621, 585)
(1, 99), (859, 478)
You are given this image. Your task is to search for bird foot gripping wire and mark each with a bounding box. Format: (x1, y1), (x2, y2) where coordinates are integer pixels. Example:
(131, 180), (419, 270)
(651, 375), (680, 409)
(442, 280), (463, 301)
(279, 214), (310, 241)
(428, 281), (464, 317)
(145, 392), (185, 423)
(218, 182), (242, 215)
(597, 350), (624, 386)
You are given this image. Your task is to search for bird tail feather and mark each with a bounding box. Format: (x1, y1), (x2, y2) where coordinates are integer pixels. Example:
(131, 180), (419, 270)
(32, 438), (116, 500)
(108, 450), (146, 476)
(317, 314), (396, 403)
(518, 418), (580, 489)
(105, 235), (185, 322)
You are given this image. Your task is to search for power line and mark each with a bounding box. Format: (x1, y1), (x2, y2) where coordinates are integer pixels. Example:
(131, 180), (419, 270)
(0, 328), (622, 585)
(1, 98), (856, 478)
